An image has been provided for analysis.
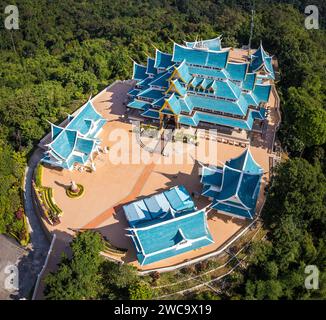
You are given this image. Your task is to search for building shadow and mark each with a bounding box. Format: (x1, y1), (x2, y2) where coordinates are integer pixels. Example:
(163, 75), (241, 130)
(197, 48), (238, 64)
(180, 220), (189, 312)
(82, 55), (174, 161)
(54, 180), (70, 190)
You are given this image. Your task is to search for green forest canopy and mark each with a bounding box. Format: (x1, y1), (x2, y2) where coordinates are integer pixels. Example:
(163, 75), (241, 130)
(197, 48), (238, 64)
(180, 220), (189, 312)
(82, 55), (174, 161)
(0, 0), (325, 299)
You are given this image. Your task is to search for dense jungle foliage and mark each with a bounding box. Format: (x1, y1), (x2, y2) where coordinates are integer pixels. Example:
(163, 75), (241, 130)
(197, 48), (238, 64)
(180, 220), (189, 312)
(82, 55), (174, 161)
(0, 0), (325, 299)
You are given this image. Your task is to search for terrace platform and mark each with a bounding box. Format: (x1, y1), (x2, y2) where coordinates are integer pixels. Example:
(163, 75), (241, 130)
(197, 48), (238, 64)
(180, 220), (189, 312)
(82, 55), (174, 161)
(37, 79), (279, 275)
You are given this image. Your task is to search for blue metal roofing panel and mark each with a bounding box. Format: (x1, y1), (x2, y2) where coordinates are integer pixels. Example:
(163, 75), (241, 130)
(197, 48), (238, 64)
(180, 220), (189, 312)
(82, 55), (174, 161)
(225, 63), (248, 82)
(164, 185), (194, 212)
(196, 112), (251, 130)
(212, 201), (253, 219)
(148, 71), (170, 88)
(123, 201), (152, 227)
(217, 167), (241, 201)
(67, 101), (104, 136)
(189, 95), (248, 116)
(242, 73), (256, 91)
(238, 173), (261, 209)
(51, 124), (63, 140)
(50, 129), (77, 159)
(253, 84), (271, 103)
(132, 62), (147, 81)
(128, 88), (141, 97)
(201, 166), (223, 187)
(74, 137), (95, 154)
(188, 66), (229, 79)
(172, 43), (229, 69)
(141, 109), (160, 119)
(146, 57), (157, 75)
(137, 87), (164, 101)
(134, 209), (213, 265)
(127, 99), (151, 110)
(154, 50), (173, 69)
(185, 37), (222, 51)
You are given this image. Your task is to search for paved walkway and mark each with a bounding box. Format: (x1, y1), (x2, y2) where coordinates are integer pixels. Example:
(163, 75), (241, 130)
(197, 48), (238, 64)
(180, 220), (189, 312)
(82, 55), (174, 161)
(22, 148), (50, 298)
(82, 162), (156, 229)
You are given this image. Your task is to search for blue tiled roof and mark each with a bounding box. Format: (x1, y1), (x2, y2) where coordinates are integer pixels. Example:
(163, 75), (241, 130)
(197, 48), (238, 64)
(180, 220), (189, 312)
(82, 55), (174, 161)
(171, 79), (187, 97)
(51, 124), (63, 140)
(201, 149), (263, 220)
(43, 101), (105, 170)
(141, 109), (160, 119)
(250, 43), (275, 79)
(136, 77), (153, 88)
(213, 79), (242, 100)
(185, 36), (222, 51)
(189, 95), (248, 116)
(172, 43), (229, 69)
(128, 38), (274, 133)
(164, 93), (181, 115)
(149, 71), (171, 88)
(252, 84), (271, 102)
(226, 149), (263, 174)
(217, 167), (242, 201)
(48, 129), (77, 159)
(123, 186), (195, 227)
(201, 166), (223, 187)
(226, 63), (248, 82)
(137, 87), (164, 101)
(67, 101), (104, 136)
(129, 209), (213, 265)
(154, 50), (173, 69)
(132, 62), (147, 81)
(188, 66), (229, 79)
(128, 88), (141, 97)
(175, 60), (192, 83)
(127, 99), (151, 110)
(242, 73), (256, 91)
(146, 57), (157, 75)
(211, 201), (253, 219)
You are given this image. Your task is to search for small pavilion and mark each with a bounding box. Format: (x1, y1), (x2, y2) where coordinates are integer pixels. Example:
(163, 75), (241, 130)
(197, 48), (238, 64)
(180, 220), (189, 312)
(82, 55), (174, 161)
(123, 186), (214, 266)
(42, 101), (107, 171)
(200, 148), (263, 219)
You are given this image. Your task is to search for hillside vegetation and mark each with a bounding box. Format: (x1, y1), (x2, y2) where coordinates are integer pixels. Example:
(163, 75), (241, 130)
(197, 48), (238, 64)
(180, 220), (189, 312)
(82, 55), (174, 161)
(0, 0), (325, 299)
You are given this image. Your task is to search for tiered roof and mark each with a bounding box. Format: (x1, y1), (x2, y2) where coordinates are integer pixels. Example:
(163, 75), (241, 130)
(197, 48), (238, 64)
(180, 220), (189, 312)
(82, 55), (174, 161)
(42, 101), (106, 170)
(128, 37), (274, 131)
(201, 149), (263, 219)
(123, 186), (213, 266)
(249, 42), (275, 79)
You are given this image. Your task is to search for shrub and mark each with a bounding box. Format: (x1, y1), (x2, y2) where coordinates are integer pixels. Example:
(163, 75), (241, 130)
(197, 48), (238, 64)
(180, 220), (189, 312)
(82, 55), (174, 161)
(35, 163), (43, 188)
(128, 281), (152, 300)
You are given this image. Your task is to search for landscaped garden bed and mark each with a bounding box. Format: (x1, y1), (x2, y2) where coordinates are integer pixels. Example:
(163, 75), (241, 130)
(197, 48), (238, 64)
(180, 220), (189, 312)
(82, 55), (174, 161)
(66, 183), (85, 198)
(32, 163), (62, 225)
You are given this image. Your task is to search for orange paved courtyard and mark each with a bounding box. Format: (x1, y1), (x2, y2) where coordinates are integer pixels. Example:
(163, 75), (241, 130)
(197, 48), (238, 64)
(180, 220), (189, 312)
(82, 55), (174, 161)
(40, 74), (278, 271)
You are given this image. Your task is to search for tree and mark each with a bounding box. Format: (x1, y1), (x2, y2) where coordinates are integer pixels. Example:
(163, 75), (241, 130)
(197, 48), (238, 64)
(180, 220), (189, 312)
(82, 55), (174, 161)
(284, 86), (326, 149)
(128, 281), (152, 300)
(100, 261), (138, 299)
(44, 231), (105, 300)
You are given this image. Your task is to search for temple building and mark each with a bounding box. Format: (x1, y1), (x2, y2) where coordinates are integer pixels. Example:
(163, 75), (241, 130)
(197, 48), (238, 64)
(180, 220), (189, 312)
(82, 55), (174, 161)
(127, 36), (274, 136)
(200, 148), (263, 220)
(123, 186), (213, 266)
(41, 101), (107, 170)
